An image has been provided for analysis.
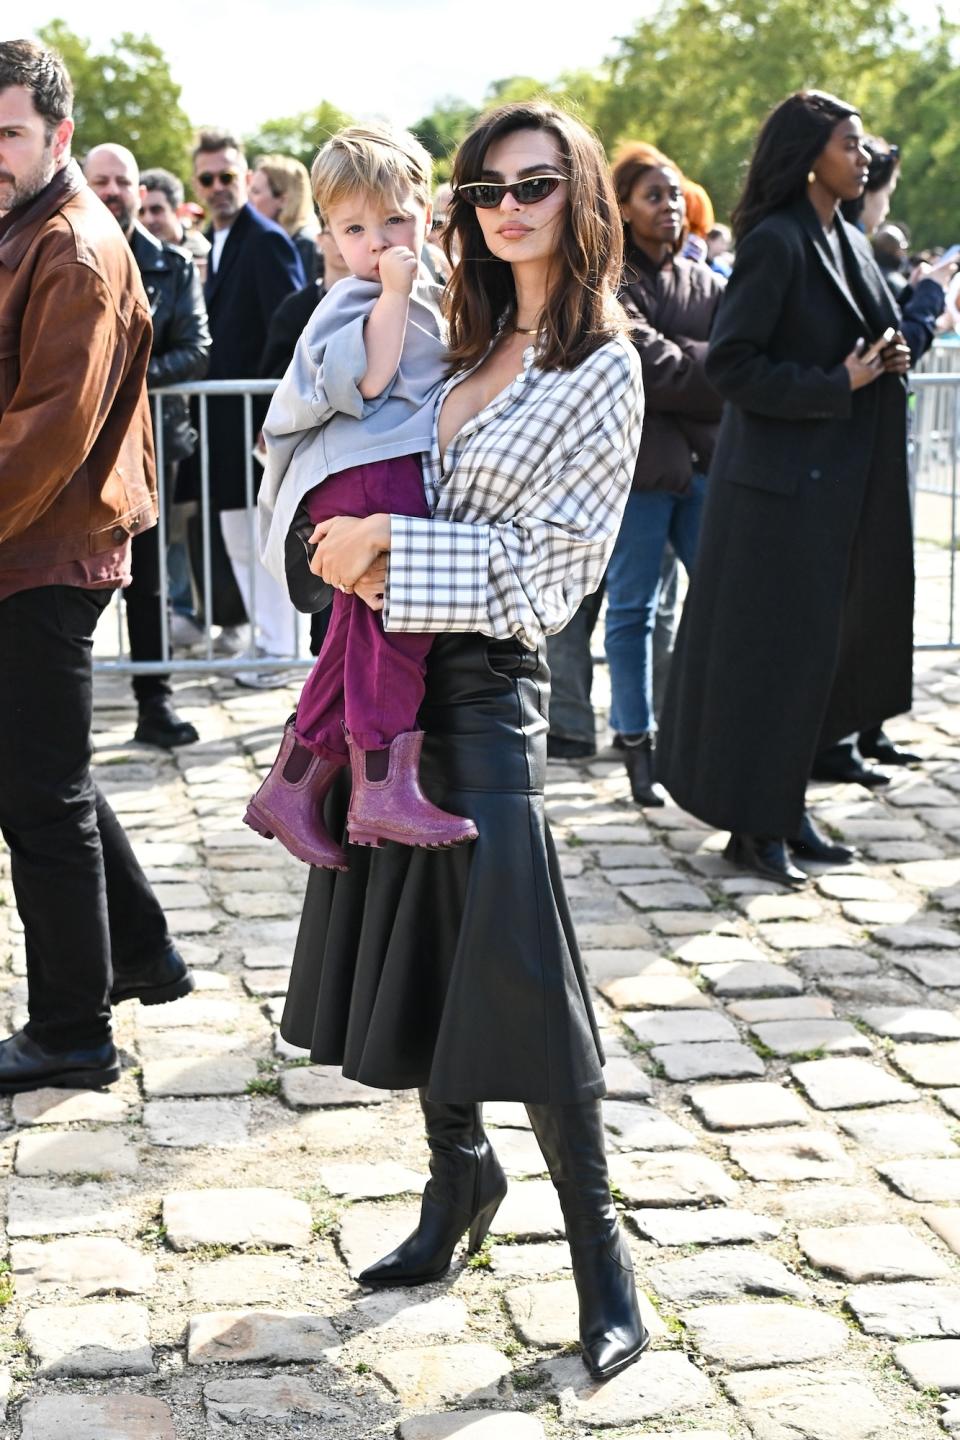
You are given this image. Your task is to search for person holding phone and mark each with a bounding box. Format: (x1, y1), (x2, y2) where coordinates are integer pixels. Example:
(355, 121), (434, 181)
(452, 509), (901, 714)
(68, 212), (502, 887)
(809, 143), (959, 783)
(657, 91), (915, 885)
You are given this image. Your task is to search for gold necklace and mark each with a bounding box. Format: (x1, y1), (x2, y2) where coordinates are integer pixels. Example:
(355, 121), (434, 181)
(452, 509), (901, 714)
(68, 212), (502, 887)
(514, 324), (539, 334)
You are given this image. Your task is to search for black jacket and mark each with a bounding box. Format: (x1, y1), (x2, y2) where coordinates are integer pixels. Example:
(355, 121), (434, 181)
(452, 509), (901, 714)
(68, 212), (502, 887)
(260, 278), (325, 378)
(129, 224), (210, 462)
(179, 204), (304, 511)
(619, 242), (725, 493)
(658, 198), (912, 836)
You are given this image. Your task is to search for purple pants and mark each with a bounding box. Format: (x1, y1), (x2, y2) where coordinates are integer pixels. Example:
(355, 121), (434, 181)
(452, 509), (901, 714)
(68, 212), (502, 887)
(295, 456), (432, 760)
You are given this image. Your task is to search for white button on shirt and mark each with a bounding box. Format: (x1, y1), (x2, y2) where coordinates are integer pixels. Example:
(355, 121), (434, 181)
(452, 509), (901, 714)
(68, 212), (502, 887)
(383, 333), (645, 651)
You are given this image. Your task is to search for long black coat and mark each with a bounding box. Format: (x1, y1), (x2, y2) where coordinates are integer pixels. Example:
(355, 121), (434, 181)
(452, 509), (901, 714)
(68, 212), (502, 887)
(657, 197), (912, 836)
(178, 203), (303, 510)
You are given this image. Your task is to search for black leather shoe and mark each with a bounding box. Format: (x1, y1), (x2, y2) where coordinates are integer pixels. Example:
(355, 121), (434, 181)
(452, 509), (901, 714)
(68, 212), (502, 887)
(621, 734), (666, 807)
(111, 944), (195, 1007)
(0, 1030), (120, 1093)
(789, 813), (857, 865)
(810, 751), (890, 788)
(547, 735), (596, 761)
(725, 833), (808, 887)
(134, 697), (199, 749)
(858, 727), (921, 767)
(359, 1091), (507, 1288)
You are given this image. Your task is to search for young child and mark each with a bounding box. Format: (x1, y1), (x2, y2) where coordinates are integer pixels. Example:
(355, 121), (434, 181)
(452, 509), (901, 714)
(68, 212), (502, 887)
(249, 124), (477, 869)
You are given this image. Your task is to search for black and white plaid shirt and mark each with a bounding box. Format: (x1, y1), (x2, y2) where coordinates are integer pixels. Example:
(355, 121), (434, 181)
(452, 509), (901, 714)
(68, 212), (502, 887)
(383, 334), (644, 650)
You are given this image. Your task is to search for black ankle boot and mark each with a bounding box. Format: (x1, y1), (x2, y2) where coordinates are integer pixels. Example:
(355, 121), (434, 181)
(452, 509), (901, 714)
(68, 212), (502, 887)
(724, 833), (808, 887)
(621, 733), (665, 807)
(357, 1091), (507, 1288)
(525, 1099), (650, 1380)
(788, 812), (857, 865)
(858, 726), (921, 767)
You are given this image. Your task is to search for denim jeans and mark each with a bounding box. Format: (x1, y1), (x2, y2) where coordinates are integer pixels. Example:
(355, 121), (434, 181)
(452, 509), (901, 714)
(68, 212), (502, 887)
(0, 585), (171, 1047)
(545, 582), (605, 747)
(605, 476), (707, 736)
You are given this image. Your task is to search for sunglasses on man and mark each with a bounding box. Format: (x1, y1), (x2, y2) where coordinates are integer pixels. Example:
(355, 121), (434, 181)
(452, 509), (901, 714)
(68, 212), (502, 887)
(196, 170), (238, 188)
(456, 174), (563, 208)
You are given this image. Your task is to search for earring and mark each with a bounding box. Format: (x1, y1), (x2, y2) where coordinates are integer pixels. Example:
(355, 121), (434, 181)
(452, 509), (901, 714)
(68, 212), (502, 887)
(807, 171), (817, 185)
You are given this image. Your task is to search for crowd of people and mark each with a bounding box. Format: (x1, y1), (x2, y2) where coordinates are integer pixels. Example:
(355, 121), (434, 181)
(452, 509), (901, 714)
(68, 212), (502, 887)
(2, 32), (960, 1386)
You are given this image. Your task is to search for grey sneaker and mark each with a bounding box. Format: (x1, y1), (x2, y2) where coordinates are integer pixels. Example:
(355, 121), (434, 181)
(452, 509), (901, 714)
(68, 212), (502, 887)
(214, 623), (251, 657)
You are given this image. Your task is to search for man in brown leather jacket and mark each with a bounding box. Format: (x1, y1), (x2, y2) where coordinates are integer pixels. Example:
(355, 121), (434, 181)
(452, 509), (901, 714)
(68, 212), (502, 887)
(0, 39), (193, 1093)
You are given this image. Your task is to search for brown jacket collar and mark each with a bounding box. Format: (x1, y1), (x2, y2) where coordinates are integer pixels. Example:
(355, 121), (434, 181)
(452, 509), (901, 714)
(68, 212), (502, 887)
(0, 160), (85, 272)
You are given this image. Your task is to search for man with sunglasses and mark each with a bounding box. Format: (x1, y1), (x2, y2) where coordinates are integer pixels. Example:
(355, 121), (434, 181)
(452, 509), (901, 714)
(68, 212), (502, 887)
(178, 131), (304, 684)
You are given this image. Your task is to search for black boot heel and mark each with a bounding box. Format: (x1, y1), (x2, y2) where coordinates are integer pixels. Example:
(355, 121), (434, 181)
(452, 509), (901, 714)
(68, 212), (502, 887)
(358, 1092), (507, 1289)
(467, 1193), (504, 1253)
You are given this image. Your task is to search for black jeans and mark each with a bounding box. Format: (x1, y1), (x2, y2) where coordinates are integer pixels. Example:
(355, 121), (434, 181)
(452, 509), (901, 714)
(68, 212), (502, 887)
(0, 585), (171, 1048)
(124, 463), (175, 705)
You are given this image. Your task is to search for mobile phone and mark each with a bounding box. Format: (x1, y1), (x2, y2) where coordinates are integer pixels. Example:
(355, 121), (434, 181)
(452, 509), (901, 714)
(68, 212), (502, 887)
(860, 327), (897, 363)
(940, 244), (960, 266)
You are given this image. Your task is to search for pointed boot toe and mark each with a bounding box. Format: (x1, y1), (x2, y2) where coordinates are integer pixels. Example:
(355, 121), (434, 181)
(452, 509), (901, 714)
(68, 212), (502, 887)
(358, 1092), (506, 1289)
(789, 813), (858, 865)
(725, 833), (808, 887)
(575, 1229), (651, 1379)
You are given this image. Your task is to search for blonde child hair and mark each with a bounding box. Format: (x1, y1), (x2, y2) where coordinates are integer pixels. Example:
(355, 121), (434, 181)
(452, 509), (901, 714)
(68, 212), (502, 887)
(311, 123), (432, 222)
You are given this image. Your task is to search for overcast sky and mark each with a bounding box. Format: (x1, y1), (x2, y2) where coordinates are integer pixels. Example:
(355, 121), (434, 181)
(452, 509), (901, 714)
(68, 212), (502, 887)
(20, 0), (646, 132)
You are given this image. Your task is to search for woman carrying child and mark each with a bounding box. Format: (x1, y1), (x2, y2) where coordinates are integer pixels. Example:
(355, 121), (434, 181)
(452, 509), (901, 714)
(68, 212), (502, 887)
(264, 105), (648, 1381)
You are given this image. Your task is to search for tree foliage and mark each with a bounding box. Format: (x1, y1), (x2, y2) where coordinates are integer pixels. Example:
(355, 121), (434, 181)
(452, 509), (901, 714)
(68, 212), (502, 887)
(37, 6), (959, 246)
(244, 101), (352, 173)
(37, 19), (194, 179)
(409, 0), (958, 246)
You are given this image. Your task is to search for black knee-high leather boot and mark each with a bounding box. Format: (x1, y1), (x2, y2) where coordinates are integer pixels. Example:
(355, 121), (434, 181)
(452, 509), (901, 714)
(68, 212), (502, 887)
(526, 1099), (650, 1379)
(357, 1090), (507, 1288)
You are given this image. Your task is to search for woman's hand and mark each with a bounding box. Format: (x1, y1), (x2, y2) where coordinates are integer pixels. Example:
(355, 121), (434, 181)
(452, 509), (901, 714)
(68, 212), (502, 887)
(843, 341), (883, 391)
(308, 513), (391, 590)
(352, 556), (387, 612)
(880, 330), (911, 375)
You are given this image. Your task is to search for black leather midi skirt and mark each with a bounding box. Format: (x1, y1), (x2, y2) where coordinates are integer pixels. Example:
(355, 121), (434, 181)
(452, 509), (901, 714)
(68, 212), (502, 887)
(279, 633), (606, 1103)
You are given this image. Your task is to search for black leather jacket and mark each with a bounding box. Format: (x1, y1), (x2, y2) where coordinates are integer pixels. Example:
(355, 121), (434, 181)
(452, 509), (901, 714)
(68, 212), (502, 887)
(130, 223), (211, 461)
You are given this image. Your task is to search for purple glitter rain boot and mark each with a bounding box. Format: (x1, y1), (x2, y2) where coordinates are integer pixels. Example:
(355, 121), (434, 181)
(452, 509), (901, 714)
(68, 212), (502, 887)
(345, 730), (479, 851)
(244, 721), (349, 870)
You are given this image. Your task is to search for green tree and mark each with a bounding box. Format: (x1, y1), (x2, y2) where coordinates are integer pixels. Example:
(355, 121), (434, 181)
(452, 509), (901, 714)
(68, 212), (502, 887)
(877, 15), (960, 247)
(411, 96), (479, 161)
(244, 102), (352, 172)
(37, 19), (193, 179)
(593, 0), (918, 220)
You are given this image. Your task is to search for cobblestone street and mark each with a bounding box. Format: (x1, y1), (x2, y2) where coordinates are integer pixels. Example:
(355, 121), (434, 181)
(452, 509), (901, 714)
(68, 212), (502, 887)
(2, 603), (960, 1437)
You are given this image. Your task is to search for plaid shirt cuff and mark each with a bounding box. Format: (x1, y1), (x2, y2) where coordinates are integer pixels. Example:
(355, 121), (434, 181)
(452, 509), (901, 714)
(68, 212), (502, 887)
(383, 515), (490, 633)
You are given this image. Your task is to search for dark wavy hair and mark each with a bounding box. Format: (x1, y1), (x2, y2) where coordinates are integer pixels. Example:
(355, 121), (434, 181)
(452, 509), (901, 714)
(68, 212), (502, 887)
(732, 90), (859, 244)
(443, 101), (626, 373)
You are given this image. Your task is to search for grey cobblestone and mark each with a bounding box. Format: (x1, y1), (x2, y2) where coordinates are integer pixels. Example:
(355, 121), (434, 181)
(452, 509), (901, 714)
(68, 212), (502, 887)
(2, 660), (959, 1439)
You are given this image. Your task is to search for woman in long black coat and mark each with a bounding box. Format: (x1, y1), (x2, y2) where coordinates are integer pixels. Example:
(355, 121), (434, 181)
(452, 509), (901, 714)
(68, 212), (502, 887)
(657, 91), (913, 885)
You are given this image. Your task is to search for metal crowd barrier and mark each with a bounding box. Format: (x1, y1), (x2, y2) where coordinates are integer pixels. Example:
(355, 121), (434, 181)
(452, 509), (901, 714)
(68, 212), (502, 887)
(92, 364), (960, 676)
(95, 377), (314, 678)
(912, 369), (960, 649)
